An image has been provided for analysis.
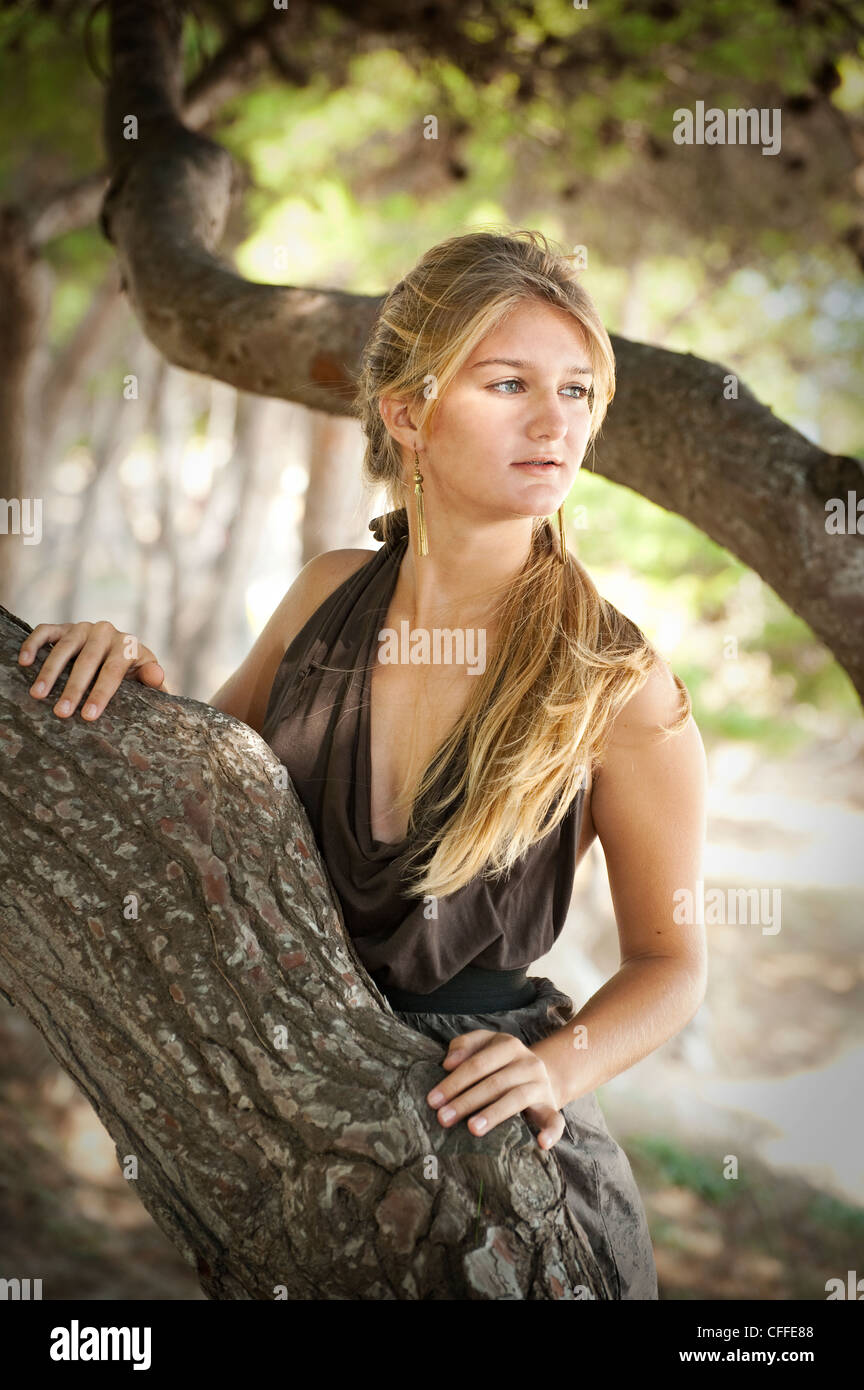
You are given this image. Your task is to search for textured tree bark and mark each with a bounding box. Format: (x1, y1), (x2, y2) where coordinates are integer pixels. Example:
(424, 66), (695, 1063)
(0, 604), (610, 1300)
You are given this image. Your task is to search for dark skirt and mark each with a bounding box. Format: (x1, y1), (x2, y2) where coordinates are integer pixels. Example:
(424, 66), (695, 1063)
(389, 973), (659, 1300)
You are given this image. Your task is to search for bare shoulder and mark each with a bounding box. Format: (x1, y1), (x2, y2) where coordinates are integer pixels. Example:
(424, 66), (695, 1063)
(608, 656), (690, 745)
(310, 546), (377, 576)
(580, 658), (697, 832)
(597, 657), (706, 787)
(592, 656), (706, 830)
(303, 546), (376, 594)
(281, 547), (376, 648)
(207, 547), (377, 733)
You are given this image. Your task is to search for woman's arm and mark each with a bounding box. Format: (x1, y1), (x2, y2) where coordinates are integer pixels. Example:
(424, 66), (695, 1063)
(425, 658), (709, 1147)
(530, 658), (708, 1109)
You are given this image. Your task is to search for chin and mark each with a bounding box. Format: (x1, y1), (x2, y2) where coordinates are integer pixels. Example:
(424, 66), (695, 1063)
(507, 484), (565, 510)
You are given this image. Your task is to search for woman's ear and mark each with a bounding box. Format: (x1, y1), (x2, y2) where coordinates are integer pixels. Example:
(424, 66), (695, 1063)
(379, 393), (419, 451)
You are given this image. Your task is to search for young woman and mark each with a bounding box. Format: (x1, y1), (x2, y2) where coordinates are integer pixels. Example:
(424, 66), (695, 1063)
(18, 229), (707, 1301)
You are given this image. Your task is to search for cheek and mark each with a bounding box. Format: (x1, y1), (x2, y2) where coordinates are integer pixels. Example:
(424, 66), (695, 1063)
(575, 408), (593, 442)
(428, 398), (491, 452)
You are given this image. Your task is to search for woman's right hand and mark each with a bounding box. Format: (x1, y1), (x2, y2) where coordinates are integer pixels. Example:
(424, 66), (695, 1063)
(17, 621), (166, 721)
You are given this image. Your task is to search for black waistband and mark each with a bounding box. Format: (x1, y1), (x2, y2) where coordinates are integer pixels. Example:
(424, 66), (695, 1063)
(381, 964), (536, 1015)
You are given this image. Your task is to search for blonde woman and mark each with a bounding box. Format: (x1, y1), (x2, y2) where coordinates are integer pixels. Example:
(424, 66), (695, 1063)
(19, 229), (707, 1301)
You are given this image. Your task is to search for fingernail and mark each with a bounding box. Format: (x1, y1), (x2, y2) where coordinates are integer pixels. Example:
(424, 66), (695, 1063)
(32, 681), (46, 695)
(439, 1107), (455, 1122)
(472, 1117), (487, 1133)
(19, 652), (31, 663)
(55, 700), (71, 715)
(447, 1049), (464, 1063)
(428, 1090), (444, 1106)
(82, 703), (98, 719)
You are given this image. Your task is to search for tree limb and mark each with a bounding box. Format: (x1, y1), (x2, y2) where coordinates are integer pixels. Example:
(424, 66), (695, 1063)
(0, 603), (609, 1300)
(94, 2), (864, 700)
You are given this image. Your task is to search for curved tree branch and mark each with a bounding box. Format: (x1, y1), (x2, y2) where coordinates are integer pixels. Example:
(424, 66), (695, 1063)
(27, 1), (297, 247)
(593, 340), (864, 703)
(98, 0), (864, 702)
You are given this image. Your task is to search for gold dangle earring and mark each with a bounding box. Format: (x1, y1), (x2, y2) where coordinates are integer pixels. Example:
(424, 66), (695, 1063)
(556, 503), (567, 563)
(413, 444), (429, 556)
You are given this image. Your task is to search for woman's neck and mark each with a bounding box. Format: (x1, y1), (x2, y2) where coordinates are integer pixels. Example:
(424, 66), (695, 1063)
(397, 508), (535, 631)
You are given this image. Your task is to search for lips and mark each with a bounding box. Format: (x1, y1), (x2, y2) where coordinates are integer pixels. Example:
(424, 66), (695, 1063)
(511, 458), (562, 467)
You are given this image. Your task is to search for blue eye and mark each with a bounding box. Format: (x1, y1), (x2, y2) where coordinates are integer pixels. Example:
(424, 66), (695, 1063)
(489, 378), (590, 399)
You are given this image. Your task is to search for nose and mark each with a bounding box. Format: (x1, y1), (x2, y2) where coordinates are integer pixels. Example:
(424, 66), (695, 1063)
(527, 389), (568, 442)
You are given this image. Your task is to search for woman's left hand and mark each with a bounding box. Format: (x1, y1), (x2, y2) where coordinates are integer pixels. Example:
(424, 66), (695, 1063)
(426, 1030), (565, 1150)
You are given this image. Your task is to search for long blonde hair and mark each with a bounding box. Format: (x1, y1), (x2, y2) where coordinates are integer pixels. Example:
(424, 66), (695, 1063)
(353, 228), (690, 900)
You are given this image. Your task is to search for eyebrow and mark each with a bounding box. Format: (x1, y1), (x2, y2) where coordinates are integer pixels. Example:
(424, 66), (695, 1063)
(469, 357), (593, 375)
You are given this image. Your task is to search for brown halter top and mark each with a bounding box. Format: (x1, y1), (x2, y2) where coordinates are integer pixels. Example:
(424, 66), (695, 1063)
(259, 508), (585, 1007)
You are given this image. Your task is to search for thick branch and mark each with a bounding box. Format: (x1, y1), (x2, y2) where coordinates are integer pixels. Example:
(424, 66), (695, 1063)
(27, 2), (296, 247)
(0, 604), (608, 1301)
(597, 339), (864, 700)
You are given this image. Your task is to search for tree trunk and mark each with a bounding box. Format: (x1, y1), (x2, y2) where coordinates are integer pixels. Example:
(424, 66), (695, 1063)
(31, 268), (126, 481)
(303, 410), (369, 564)
(0, 208), (52, 602)
(0, 603), (609, 1301)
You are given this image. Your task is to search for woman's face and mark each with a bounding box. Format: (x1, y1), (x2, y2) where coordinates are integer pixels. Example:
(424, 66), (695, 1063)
(417, 299), (595, 527)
